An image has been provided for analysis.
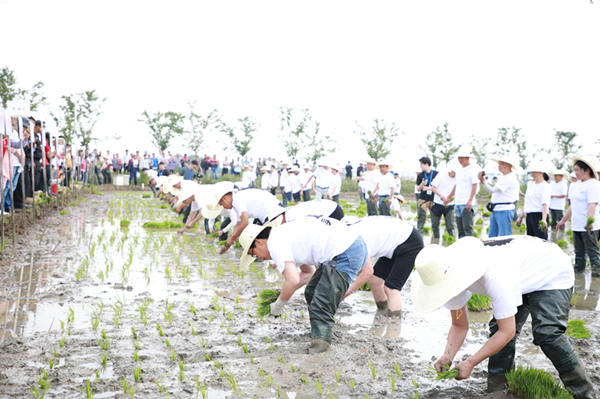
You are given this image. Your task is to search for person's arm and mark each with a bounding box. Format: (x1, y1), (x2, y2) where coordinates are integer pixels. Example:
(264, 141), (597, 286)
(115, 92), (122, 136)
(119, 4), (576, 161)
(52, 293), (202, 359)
(466, 183), (477, 211)
(435, 307), (470, 371)
(443, 185), (456, 206)
(388, 186), (394, 205)
(269, 261), (300, 316)
(222, 212), (248, 253)
(481, 182), (501, 194)
(541, 204), (548, 228)
(586, 203), (598, 231)
(344, 258), (374, 299)
(453, 316), (516, 380)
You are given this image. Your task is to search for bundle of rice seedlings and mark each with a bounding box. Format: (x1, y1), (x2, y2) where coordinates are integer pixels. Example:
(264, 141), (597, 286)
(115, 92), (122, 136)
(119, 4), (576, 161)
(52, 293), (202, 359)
(206, 232), (219, 238)
(506, 365), (573, 399)
(539, 220), (548, 232)
(142, 221), (183, 229)
(570, 292), (580, 307)
(120, 220), (131, 227)
(556, 239), (568, 249)
(476, 218), (484, 225)
(257, 289), (280, 317)
(218, 240), (227, 246)
(142, 194), (151, 199)
(566, 319), (590, 339)
(424, 365), (459, 381)
(359, 281), (371, 291)
(466, 294), (491, 312)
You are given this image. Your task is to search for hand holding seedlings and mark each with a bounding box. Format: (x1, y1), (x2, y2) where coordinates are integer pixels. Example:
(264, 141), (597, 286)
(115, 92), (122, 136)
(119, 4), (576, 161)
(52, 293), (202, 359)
(538, 220), (547, 232)
(585, 216), (595, 232)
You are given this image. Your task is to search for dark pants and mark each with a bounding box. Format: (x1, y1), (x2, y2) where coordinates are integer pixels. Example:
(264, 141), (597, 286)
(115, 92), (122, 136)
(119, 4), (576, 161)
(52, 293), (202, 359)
(366, 197), (378, 216)
(378, 197), (391, 216)
(45, 165), (51, 193)
(34, 165), (43, 192)
(182, 204), (191, 224)
(270, 187), (277, 196)
(293, 192), (301, 203)
(373, 228), (423, 291)
(13, 174), (24, 209)
(456, 206), (474, 238)
(417, 199), (433, 233)
(526, 212), (549, 239)
(573, 230), (600, 274)
(102, 170), (112, 184)
(129, 169), (137, 185)
(431, 204), (455, 238)
(329, 204), (344, 221)
(25, 165), (33, 198)
(302, 190), (311, 202)
(488, 289), (593, 399)
(550, 209), (564, 230)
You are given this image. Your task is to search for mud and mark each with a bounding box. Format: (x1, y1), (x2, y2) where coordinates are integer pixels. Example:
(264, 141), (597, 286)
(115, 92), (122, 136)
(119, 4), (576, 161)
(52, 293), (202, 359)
(0, 192), (598, 399)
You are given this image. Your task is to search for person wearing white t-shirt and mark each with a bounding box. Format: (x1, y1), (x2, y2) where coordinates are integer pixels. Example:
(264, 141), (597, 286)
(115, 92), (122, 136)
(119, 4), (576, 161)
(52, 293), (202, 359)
(374, 159), (396, 216)
(174, 185), (212, 234)
(394, 173), (401, 195)
(557, 157), (600, 276)
(478, 155), (521, 238)
(239, 217), (372, 354)
(267, 199), (344, 223)
(260, 166), (270, 191)
(240, 166), (253, 189)
(430, 167), (457, 239)
(357, 169), (367, 201)
(290, 165), (302, 203)
(328, 166), (342, 203)
(411, 236), (593, 398)
(568, 172), (579, 206)
(314, 163), (332, 200)
(279, 161), (292, 206)
(517, 162), (551, 240)
(348, 216), (423, 317)
(443, 148), (480, 238)
(550, 170), (569, 230)
(301, 164), (314, 202)
(355, 160), (381, 216)
(389, 194), (404, 219)
(269, 165), (279, 196)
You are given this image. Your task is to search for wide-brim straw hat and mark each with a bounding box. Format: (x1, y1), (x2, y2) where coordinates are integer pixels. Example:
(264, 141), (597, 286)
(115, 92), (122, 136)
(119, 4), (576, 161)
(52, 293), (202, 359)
(363, 157), (378, 165)
(175, 186), (197, 209)
(290, 165), (300, 173)
(491, 154), (522, 173)
(203, 181), (238, 219)
(267, 205), (286, 222)
(411, 237), (488, 313)
(570, 172), (577, 179)
(378, 159), (396, 168)
(572, 156), (599, 180)
(155, 175), (168, 188)
(455, 145), (473, 158)
(528, 161), (549, 174)
(393, 194), (405, 203)
(550, 169), (569, 177)
(239, 216), (283, 270)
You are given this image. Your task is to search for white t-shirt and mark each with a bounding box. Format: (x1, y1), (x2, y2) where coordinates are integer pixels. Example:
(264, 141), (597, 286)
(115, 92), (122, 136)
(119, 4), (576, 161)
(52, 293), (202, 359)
(284, 199), (338, 222)
(568, 181), (579, 202)
(390, 197), (402, 212)
(348, 216), (414, 259)
(241, 170), (252, 189)
(208, 208), (238, 232)
(329, 173), (342, 197)
(550, 180), (568, 210)
(523, 180), (551, 214)
(315, 167), (332, 189)
(569, 178), (600, 231)
(444, 236), (574, 320)
(147, 169), (158, 180)
(485, 172), (519, 211)
(232, 189), (280, 223)
(394, 177), (401, 195)
(291, 173), (302, 194)
(378, 172), (395, 197)
(267, 217), (360, 273)
(301, 170), (314, 190)
(190, 186), (212, 212)
(10, 130), (21, 167)
(364, 169), (382, 198)
(261, 173), (270, 189)
(432, 172), (456, 206)
(269, 171), (279, 188)
(359, 179), (366, 193)
(454, 164), (480, 205)
(280, 170), (292, 192)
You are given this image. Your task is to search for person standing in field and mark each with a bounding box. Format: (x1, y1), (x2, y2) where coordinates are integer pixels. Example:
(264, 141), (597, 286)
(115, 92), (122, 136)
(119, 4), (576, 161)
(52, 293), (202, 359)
(301, 164), (314, 202)
(517, 161), (551, 239)
(314, 161), (332, 200)
(328, 164), (342, 204)
(355, 159), (381, 216)
(550, 170), (569, 230)
(429, 165), (457, 239)
(444, 147), (480, 238)
(375, 159), (396, 216)
(415, 157), (438, 233)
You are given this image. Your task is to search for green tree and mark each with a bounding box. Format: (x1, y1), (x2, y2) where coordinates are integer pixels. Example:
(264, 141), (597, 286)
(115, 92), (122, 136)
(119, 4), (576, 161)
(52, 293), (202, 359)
(545, 131), (582, 172)
(495, 127), (533, 170)
(139, 110), (185, 152)
(354, 118), (400, 162)
(51, 90), (106, 146)
(279, 107), (336, 161)
(419, 123), (459, 168)
(186, 102), (218, 159)
(0, 66), (46, 110)
(220, 116), (258, 157)
(469, 135), (491, 168)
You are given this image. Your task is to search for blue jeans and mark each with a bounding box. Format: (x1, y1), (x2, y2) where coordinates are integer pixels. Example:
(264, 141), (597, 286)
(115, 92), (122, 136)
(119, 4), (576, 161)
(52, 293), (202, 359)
(3, 166), (21, 210)
(329, 236), (368, 284)
(211, 166), (218, 180)
(129, 169), (137, 185)
(489, 209), (514, 237)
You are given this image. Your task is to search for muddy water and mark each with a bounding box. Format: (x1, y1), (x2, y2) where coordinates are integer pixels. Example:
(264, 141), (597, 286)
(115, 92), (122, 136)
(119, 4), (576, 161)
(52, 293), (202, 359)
(0, 193), (598, 399)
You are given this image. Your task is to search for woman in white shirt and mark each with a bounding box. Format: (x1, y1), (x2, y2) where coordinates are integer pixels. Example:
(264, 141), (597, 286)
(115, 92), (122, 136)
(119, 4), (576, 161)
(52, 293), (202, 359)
(329, 165), (342, 203)
(411, 236), (593, 398)
(239, 217), (372, 354)
(557, 156), (600, 276)
(517, 161), (551, 239)
(549, 170), (569, 230)
(478, 155), (521, 238)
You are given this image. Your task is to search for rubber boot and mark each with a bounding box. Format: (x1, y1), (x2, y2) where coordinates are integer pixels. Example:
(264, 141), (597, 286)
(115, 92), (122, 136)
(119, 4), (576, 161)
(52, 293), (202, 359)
(308, 337), (330, 354)
(559, 366), (596, 399)
(311, 322), (333, 345)
(487, 373), (508, 393)
(541, 339), (596, 399)
(376, 300), (388, 310)
(589, 255), (600, 278)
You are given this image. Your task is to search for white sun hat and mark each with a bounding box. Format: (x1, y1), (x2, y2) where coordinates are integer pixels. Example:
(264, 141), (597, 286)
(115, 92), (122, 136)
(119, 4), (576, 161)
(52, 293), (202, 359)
(393, 194), (405, 203)
(363, 157), (378, 165)
(203, 181), (237, 219)
(164, 174), (184, 195)
(303, 164), (311, 169)
(290, 165), (300, 173)
(329, 163), (340, 171)
(550, 169), (569, 177)
(528, 161), (549, 174)
(238, 217), (283, 270)
(455, 145), (473, 158)
(175, 186), (198, 209)
(570, 172), (577, 179)
(267, 205), (286, 222)
(411, 237), (488, 313)
(261, 166), (270, 172)
(155, 175), (169, 188)
(572, 155), (599, 180)
(378, 158), (395, 168)
(491, 154), (522, 173)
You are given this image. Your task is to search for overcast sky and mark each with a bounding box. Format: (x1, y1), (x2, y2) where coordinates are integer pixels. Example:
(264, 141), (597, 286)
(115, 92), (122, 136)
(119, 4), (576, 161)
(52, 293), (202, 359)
(2, 0), (599, 173)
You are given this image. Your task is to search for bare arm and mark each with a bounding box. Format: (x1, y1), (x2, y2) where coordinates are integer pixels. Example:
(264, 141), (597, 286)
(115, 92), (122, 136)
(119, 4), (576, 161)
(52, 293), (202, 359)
(222, 212), (248, 252)
(556, 206), (572, 230)
(466, 183), (477, 211)
(280, 261), (301, 301)
(344, 258), (374, 299)
(435, 307), (470, 372)
(443, 185), (456, 206)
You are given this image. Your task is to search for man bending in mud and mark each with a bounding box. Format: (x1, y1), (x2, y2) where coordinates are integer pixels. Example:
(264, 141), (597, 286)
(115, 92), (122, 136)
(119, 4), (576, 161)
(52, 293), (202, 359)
(238, 216), (373, 354)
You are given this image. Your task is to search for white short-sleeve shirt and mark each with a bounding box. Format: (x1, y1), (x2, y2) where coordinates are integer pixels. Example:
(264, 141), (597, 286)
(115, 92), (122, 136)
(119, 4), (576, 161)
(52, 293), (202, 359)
(569, 178), (600, 231)
(432, 172), (456, 206)
(284, 200), (338, 222)
(523, 181), (551, 214)
(364, 169), (382, 197)
(550, 180), (568, 210)
(348, 216), (414, 259)
(329, 173), (342, 197)
(490, 172), (520, 211)
(232, 189), (280, 223)
(444, 236), (574, 320)
(454, 164), (480, 205)
(268, 217), (360, 273)
(378, 172), (395, 197)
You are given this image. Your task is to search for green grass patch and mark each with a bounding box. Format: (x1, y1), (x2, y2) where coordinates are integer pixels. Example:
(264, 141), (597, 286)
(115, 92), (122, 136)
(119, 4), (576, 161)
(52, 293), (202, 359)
(556, 239), (568, 249)
(442, 233), (456, 246)
(92, 189), (103, 196)
(506, 365), (573, 399)
(60, 210), (68, 215)
(120, 220), (131, 227)
(466, 294), (491, 311)
(341, 178), (358, 192)
(566, 229), (573, 236)
(422, 226), (431, 234)
(142, 194), (151, 199)
(142, 221), (183, 229)
(257, 289), (280, 317)
(566, 319), (590, 339)
(482, 211), (491, 217)
(476, 218), (483, 225)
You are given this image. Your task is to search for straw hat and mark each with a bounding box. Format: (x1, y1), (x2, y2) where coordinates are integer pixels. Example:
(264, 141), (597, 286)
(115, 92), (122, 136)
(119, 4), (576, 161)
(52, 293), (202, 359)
(455, 145), (473, 158)
(203, 181), (238, 219)
(528, 161), (549, 174)
(570, 172), (577, 179)
(175, 186), (197, 209)
(393, 194), (405, 203)
(363, 157), (378, 165)
(411, 237), (488, 313)
(551, 169), (569, 177)
(290, 165), (300, 173)
(491, 154), (522, 173)
(572, 155), (599, 180)
(155, 175), (168, 188)
(238, 217), (283, 270)
(261, 166), (270, 172)
(267, 205), (286, 222)
(378, 159), (395, 168)
(303, 164), (311, 170)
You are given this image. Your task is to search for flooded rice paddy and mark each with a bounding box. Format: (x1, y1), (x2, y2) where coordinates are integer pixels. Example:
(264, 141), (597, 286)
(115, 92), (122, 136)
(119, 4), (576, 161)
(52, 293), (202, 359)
(0, 192), (598, 398)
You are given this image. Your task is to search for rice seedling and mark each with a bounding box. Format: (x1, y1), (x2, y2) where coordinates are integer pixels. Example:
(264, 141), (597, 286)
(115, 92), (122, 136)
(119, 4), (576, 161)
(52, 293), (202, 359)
(131, 327), (138, 340)
(277, 354), (285, 363)
(133, 340), (140, 350)
(571, 292), (580, 306)
(585, 216), (595, 230)
(506, 365), (573, 399)
(466, 294), (491, 311)
(349, 378), (355, 390)
(59, 337), (66, 347)
(315, 378), (323, 394)
(266, 373), (273, 388)
(424, 365), (459, 380)
(81, 377), (94, 399)
(170, 349), (177, 362)
(256, 289), (280, 317)
(163, 312), (173, 324)
(226, 368), (242, 397)
(181, 264), (191, 280)
(190, 325), (197, 335)
(207, 314), (214, 323)
(133, 365), (142, 382)
(49, 358), (54, 369)
(390, 375), (396, 393)
(132, 350), (140, 362)
(300, 373), (308, 385)
(566, 319), (591, 339)
(142, 221), (183, 229)
(556, 239), (568, 249)
(98, 338), (110, 351)
(393, 361), (402, 376)
(250, 354), (256, 364)
(156, 322), (164, 336)
(269, 343), (275, 351)
(165, 339), (171, 347)
(291, 364), (298, 372)
(369, 357), (377, 379)
(120, 220), (131, 227)
(121, 377), (129, 393)
(204, 354), (211, 361)
(334, 366), (342, 382)
(164, 265), (172, 282)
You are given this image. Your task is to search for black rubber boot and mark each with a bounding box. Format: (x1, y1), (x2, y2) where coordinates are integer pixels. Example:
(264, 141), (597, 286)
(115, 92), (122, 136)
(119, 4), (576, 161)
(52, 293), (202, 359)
(541, 339), (596, 399)
(308, 337), (330, 354)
